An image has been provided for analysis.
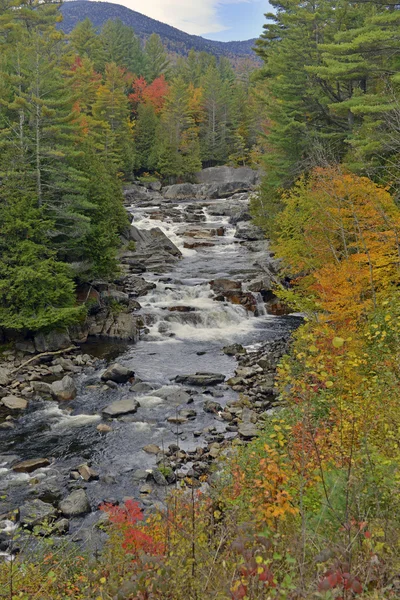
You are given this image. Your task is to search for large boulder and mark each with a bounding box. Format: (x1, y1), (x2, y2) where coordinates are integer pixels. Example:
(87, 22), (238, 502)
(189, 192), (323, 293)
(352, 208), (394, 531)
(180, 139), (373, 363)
(102, 397), (140, 417)
(162, 183), (198, 200)
(51, 376), (76, 401)
(101, 363), (135, 384)
(34, 330), (72, 353)
(59, 489), (91, 517)
(123, 183), (162, 205)
(195, 166), (261, 186)
(86, 310), (140, 341)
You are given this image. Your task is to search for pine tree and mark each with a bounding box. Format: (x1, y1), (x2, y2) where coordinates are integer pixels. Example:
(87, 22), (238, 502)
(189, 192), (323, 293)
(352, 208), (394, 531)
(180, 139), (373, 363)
(143, 33), (170, 83)
(134, 102), (159, 171)
(92, 62), (135, 175)
(98, 19), (144, 75)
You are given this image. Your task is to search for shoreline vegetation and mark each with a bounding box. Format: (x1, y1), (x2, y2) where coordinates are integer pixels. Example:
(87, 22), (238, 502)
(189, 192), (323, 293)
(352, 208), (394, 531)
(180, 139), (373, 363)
(2, 0), (400, 598)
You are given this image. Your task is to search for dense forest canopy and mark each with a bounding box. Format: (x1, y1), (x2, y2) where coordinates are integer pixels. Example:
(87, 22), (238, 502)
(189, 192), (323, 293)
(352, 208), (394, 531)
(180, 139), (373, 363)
(0, 0), (263, 334)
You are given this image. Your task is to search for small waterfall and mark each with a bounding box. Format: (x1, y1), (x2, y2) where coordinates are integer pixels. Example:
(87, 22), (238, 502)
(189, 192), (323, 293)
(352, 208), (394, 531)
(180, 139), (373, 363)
(254, 292), (267, 317)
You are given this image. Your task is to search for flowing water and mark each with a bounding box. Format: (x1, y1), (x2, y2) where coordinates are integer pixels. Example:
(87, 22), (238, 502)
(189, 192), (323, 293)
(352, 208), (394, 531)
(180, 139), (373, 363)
(0, 197), (300, 535)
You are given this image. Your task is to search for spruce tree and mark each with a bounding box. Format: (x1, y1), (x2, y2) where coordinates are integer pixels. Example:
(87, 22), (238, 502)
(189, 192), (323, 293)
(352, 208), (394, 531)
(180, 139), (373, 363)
(144, 34), (170, 83)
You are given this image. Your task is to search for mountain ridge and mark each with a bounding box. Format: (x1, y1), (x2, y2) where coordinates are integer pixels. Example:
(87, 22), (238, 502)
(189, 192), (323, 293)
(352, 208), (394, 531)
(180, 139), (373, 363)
(60, 1), (258, 60)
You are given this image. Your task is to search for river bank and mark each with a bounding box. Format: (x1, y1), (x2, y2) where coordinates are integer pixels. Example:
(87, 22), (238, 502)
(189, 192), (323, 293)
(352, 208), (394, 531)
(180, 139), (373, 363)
(0, 169), (301, 556)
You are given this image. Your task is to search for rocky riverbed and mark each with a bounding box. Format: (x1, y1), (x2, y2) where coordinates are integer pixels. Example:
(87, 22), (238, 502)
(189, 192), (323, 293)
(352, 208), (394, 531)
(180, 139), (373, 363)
(0, 167), (301, 557)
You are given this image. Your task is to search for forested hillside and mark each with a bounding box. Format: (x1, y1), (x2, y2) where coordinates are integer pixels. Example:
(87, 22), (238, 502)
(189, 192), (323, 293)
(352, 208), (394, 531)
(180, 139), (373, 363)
(0, 0), (262, 335)
(60, 1), (258, 62)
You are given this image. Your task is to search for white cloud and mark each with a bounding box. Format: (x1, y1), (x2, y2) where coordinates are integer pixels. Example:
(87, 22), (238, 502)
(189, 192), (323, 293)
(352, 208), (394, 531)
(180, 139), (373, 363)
(103, 0), (256, 36)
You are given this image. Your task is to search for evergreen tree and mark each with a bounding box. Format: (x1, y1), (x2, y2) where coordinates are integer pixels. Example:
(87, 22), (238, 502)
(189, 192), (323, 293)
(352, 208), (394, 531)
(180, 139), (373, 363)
(98, 19), (144, 75)
(92, 62), (135, 175)
(134, 102), (159, 171)
(143, 33), (170, 83)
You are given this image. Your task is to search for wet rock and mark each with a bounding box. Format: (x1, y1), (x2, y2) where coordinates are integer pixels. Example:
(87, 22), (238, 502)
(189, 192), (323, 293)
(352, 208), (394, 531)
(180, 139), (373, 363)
(184, 241), (215, 249)
(51, 376), (76, 401)
(168, 306), (196, 313)
(130, 382), (156, 393)
(143, 444), (161, 455)
(59, 490), (91, 517)
(210, 279), (242, 294)
(102, 398), (140, 417)
(101, 363), (135, 384)
(104, 380), (118, 390)
(124, 276), (156, 298)
(204, 400), (223, 414)
(167, 416), (188, 425)
(153, 387), (191, 404)
(77, 464), (99, 481)
(97, 424), (112, 433)
(179, 409), (197, 420)
(1, 395), (27, 410)
(151, 469), (168, 486)
(132, 469), (150, 482)
(175, 373), (226, 386)
(13, 458), (50, 474)
(19, 499), (57, 528)
(222, 344), (246, 356)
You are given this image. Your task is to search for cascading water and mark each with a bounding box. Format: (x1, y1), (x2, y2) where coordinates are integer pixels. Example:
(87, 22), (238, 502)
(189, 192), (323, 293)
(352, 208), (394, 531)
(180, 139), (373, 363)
(0, 194), (299, 540)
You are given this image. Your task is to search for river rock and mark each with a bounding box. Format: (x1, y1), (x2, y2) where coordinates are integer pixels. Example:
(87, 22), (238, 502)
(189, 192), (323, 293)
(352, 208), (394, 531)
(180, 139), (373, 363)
(101, 363), (135, 384)
(174, 373), (226, 386)
(13, 458), (50, 474)
(102, 398), (140, 417)
(132, 469), (151, 482)
(100, 290), (130, 306)
(151, 469), (168, 486)
(204, 400), (223, 414)
(210, 279), (242, 294)
(153, 387), (191, 404)
(30, 381), (53, 398)
(223, 344), (246, 356)
(19, 499), (57, 528)
(77, 464), (99, 481)
(130, 382), (156, 393)
(1, 395), (27, 410)
(143, 444), (161, 455)
(51, 376), (76, 401)
(97, 424), (112, 433)
(238, 423), (258, 439)
(59, 490), (91, 517)
(124, 276), (156, 297)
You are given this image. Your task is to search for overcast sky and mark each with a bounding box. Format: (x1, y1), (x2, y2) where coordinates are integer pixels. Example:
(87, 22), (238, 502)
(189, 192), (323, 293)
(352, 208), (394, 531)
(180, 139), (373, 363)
(102, 0), (271, 41)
